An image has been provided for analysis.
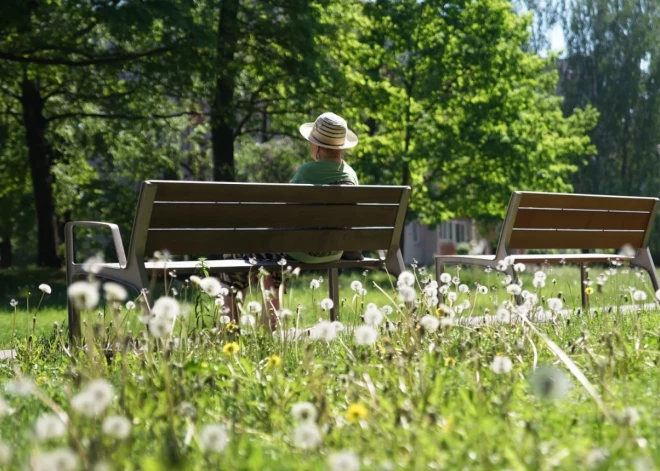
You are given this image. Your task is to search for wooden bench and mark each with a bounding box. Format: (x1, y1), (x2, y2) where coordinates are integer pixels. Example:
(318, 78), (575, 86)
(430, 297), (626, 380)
(66, 180), (410, 338)
(435, 191), (660, 307)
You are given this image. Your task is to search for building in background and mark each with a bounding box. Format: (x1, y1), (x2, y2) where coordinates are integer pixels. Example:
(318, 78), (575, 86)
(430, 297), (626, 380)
(402, 218), (486, 266)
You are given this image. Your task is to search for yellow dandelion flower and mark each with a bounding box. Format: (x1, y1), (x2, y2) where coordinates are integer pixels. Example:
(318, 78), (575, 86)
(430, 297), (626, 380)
(444, 357), (456, 367)
(585, 287), (594, 295)
(36, 376), (47, 386)
(201, 362), (209, 369)
(223, 342), (240, 357)
(346, 403), (368, 423)
(266, 355), (281, 368)
(441, 416), (455, 434)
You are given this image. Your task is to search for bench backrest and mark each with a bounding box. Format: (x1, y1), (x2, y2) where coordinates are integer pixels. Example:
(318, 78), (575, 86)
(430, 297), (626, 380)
(498, 191), (659, 253)
(127, 181), (410, 260)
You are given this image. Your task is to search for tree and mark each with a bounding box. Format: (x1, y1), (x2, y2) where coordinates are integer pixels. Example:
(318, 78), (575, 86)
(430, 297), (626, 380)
(0, 0), (194, 266)
(337, 0), (598, 225)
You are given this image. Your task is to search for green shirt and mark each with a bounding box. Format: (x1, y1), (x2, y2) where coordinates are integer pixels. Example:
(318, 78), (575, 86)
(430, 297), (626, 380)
(287, 160), (359, 264)
(289, 160), (359, 186)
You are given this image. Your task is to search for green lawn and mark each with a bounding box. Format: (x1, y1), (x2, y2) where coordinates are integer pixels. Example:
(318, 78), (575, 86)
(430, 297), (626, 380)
(0, 262), (658, 469)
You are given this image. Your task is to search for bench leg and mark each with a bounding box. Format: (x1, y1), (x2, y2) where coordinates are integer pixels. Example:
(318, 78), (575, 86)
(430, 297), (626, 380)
(509, 267), (523, 306)
(631, 248), (660, 293)
(328, 268), (339, 322)
(580, 263), (589, 311)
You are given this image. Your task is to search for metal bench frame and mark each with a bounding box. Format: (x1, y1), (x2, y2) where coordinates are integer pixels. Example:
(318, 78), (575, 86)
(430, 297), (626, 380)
(436, 191), (660, 307)
(66, 181), (410, 339)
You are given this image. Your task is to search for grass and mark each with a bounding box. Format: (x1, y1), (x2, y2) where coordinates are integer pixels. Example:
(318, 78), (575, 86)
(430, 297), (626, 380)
(0, 262), (658, 469)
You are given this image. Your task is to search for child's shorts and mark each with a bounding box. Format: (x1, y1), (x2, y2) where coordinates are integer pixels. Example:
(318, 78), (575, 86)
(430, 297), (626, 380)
(220, 253), (285, 290)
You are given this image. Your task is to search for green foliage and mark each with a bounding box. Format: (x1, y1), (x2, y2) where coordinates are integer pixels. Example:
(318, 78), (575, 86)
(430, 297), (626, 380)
(235, 137), (307, 184)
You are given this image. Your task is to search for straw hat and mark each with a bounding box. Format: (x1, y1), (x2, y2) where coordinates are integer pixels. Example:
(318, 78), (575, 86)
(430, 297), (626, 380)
(299, 112), (358, 150)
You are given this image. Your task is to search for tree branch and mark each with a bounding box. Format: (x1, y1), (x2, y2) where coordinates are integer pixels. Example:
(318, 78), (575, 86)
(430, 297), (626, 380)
(0, 41), (184, 67)
(47, 110), (206, 122)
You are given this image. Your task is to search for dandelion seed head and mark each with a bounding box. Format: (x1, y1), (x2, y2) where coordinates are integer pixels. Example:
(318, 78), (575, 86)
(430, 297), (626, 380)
(529, 366), (571, 400)
(458, 284), (469, 293)
(506, 284), (522, 296)
(5, 377), (35, 397)
(277, 308), (293, 318)
(513, 263), (525, 273)
(291, 402), (317, 423)
(328, 451), (360, 471)
(547, 298), (563, 312)
(200, 277), (223, 297)
(199, 424), (229, 453)
(189, 275), (202, 285)
(332, 321), (345, 333)
(246, 301), (262, 314)
(477, 285), (488, 295)
(354, 325), (378, 346)
(619, 406), (640, 426)
(38, 284), (51, 295)
(310, 279), (321, 290)
(148, 316), (172, 338)
(152, 296), (180, 320)
(219, 315), (231, 324)
(496, 308), (511, 323)
(490, 356), (513, 374)
(125, 301), (136, 311)
(364, 306), (383, 326)
(35, 414), (67, 441)
(68, 281), (100, 311)
(320, 298), (334, 311)
(585, 448), (608, 468)
(9, 299), (18, 308)
(398, 286), (416, 303)
(533, 278), (545, 288)
(397, 271), (415, 287)
(82, 254), (104, 274)
(240, 314), (256, 327)
(310, 321), (337, 342)
(632, 290), (647, 302)
(439, 273), (452, 284)
(292, 422), (322, 449)
(103, 282), (127, 301)
(420, 315), (440, 333)
(31, 448), (78, 471)
(102, 415), (131, 440)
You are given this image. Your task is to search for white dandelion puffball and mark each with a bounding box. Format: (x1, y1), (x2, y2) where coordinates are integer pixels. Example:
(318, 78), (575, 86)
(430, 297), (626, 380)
(506, 284), (522, 296)
(0, 397), (12, 416)
(533, 278), (545, 288)
(497, 260), (508, 271)
(585, 448), (609, 468)
(547, 298), (563, 312)
(310, 279), (321, 290)
(246, 301), (262, 314)
(125, 301), (136, 311)
(364, 306), (384, 326)
(398, 286), (416, 303)
(320, 298), (334, 311)
(0, 441), (11, 466)
(381, 305), (393, 316)
(458, 284), (469, 293)
(440, 317), (453, 328)
(68, 281), (100, 311)
(439, 273), (452, 284)
(240, 314), (256, 328)
(350, 280), (363, 292)
(102, 282), (127, 302)
(189, 275), (202, 286)
(534, 271), (547, 281)
(278, 308), (293, 319)
(332, 321), (345, 333)
(219, 315), (231, 325)
(292, 422), (322, 449)
(490, 356), (513, 374)
(397, 271), (415, 287)
(495, 308), (511, 323)
(632, 290), (647, 302)
(529, 365), (571, 400)
(310, 321), (337, 342)
(199, 424), (230, 453)
(148, 316), (173, 338)
(328, 451), (361, 471)
(420, 315), (440, 333)
(354, 325), (378, 346)
(291, 402), (317, 423)
(503, 255), (515, 266)
(619, 406), (640, 426)
(656, 289), (660, 301)
(31, 448), (79, 471)
(214, 297), (225, 307)
(35, 414), (67, 441)
(71, 379), (113, 417)
(152, 296), (180, 320)
(200, 277), (223, 297)
(513, 263), (525, 273)
(5, 377), (35, 397)
(477, 285), (488, 295)
(9, 299), (18, 308)
(102, 415), (132, 440)
(38, 284), (51, 295)
(446, 292), (458, 304)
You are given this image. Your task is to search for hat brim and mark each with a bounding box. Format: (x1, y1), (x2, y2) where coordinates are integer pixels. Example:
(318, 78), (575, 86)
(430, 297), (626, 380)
(299, 123), (358, 150)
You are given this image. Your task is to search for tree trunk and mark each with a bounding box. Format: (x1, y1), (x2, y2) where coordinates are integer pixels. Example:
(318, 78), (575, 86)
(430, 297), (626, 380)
(20, 79), (61, 267)
(211, 0), (240, 182)
(0, 232), (12, 268)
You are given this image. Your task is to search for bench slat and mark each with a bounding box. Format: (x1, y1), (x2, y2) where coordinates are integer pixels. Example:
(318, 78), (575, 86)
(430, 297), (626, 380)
(518, 192), (656, 212)
(152, 181), (405, 204)
(514, 208), (651, 231)
(509, 229), (646, 249)
(149, 203), (398, 229)
(145, 228), (393, 255)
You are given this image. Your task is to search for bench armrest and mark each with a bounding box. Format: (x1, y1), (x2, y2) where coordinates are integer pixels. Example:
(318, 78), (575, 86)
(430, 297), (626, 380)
(65, 221), (127, 268)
